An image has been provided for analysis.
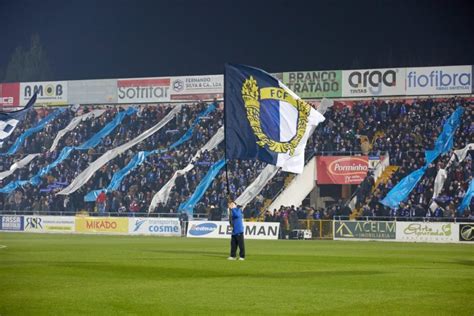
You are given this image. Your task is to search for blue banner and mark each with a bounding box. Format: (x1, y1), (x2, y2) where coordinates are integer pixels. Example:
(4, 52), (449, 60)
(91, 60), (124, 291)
(381, 107), (464, 209)
(2, 107), (66, 156)
(179, 158), (226, 216)
(83, 103), (216, 202)
(458, 179), (474, 213)
(380, 167), (427, 209)
(0, 108), (137, 194)
(425, 107), (463, 164)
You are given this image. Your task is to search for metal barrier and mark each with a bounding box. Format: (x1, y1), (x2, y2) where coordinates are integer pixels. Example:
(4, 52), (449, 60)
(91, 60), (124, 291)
(285, 220), (333, 239)
(0, 210), (209, 219)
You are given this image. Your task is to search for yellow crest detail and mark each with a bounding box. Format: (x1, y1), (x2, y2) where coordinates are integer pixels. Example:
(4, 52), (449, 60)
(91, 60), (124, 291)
(242, 76), (310, 156)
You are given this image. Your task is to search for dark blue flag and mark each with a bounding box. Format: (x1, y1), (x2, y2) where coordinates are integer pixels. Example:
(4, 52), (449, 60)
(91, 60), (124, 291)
(224, 64), (325, 173)
(0, 93), (36, 146)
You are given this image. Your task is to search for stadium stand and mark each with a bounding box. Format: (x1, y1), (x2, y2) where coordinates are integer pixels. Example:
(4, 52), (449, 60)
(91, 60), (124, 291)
(0, 97), (472, 221)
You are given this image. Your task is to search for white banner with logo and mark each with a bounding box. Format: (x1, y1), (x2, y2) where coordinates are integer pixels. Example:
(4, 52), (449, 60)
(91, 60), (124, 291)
(406, 65), (471, 95)
(129, 217), (181, 236)
(396, 222), (459, 243)
(187, 221), (280, 240)
(170, 75), (223, 101)
(342, 68), (405, 97)
(117, 77), (170, 103)
(20, 81), (68, 105)
(23, 216), (75, 233)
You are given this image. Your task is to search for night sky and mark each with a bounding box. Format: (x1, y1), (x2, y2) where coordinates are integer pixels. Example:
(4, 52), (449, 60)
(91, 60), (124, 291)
(1, 0), (473, 81)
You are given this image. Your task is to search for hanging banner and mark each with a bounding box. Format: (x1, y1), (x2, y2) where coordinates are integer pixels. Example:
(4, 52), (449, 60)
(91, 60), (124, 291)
(406, 65), (471, 95)
(0, 83), (20, 107)
(282, 70), (342, 98)
(170, 75), (223, 101)
(342, 68), (405, 97)
(68, 79), (118, 104)
(117, 78), (170, 103)
(20, 81), (68, 105)
(317, 156), (369, 184)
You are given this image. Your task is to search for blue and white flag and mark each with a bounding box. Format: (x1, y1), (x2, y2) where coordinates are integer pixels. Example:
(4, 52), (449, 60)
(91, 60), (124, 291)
(225, 64), (325, 173)
(0, 93), (36, 146)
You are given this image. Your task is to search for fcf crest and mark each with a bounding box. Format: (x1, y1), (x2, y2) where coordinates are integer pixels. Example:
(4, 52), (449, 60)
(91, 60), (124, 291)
(241, 76), (310, 155)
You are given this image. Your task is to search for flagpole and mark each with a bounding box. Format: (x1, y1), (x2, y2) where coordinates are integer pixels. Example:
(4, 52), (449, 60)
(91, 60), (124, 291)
(223, 64), (231, 199)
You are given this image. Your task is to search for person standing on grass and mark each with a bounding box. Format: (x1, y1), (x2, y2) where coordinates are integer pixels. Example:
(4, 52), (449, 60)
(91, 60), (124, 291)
(227, 200), (245, 261)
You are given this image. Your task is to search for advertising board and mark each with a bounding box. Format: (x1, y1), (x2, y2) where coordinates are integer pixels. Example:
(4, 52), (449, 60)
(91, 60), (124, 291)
(187, 221), (279, 240)
(396, 222), (459, 243)
(23, 216), (75, 233)
(317, 156), (369, 184)
(282, 70), (342, 98)
(68, 79), (118, 104)
(0, 83), (20, 107)
(129, 217), (181, 236)
(0, 215), (24, 231)
(170, 75), (223, 101)
(342, 68), (405, 97)
(334, 220), (396, 240)
(459, 224), (474, 242)
(117, 78), (170, 103)
(20, 81), (68, 105)
(406, 65), (471, 95)
(75, 216), (128, 234)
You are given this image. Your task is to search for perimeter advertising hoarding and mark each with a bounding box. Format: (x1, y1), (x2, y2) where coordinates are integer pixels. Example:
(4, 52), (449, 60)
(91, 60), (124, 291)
(396, 222), (459, 243)
(128, 217), (181, 236)
(317, 156), (369, 184)
(170, 75), (223, 101)
(0, 83), (20, 107)
(23, 216), (75, 233)
(406, 65), (472, 95)
(0, 215), (24, 231)
(117, 78), (170, 103)
(334, 221), (396, 240)
(342, 68), (405, 97)
(68, 79), (118, 104)
(282, 70), (342, 98)
(459, 224), (474, 242)
(187, 221), (279, 240)
(20, 81), (68, 105)
(75, 216), (129, 234)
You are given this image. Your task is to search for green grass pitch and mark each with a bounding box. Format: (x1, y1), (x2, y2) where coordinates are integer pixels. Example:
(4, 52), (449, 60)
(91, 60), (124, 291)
(0, 233), (473, 315)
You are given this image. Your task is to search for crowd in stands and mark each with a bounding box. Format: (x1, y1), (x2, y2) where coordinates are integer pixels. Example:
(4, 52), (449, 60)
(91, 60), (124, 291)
(0, 96), (472, 221)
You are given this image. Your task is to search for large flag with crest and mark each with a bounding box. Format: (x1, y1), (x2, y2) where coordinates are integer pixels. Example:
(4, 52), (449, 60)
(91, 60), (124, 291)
(225, 64), (325, 173)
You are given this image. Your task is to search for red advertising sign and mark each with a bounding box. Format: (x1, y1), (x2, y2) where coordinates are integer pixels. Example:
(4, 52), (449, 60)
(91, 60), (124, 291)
(0, 83), (20, 107)
(317, 156), (369, 184)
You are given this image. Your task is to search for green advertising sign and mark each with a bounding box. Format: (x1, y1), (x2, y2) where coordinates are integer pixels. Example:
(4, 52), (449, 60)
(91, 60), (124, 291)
(334, 221), (396, 240)
(282, 70), (342, 98)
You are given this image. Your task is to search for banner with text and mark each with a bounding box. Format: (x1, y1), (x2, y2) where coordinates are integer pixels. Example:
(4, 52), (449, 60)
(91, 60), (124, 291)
(342, 68), (405, 97)
(334, 220), (396, 240)
(117, 78), (170, 103)
(0, 83), (20, 107)
(24, 216), (75, 233)
(406, 65), (471, 95)
(128, 217), (181, 236)
(396, 222), (459, 243)
(20, 81), (68, 105)
(317, 156), (369, 184)
(0, 215), (24, 231)
(75, 216), (129, 234)
(282, 70), (342, 98)
(187, 221), (279, 240)
(170, 75), (223, 101)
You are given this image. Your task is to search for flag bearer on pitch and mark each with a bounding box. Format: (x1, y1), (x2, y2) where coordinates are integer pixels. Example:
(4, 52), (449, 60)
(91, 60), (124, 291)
(227, 200), (245, 260)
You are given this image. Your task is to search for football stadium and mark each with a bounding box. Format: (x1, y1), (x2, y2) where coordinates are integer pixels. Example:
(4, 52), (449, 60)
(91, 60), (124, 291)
(0, 1), (473, 315)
